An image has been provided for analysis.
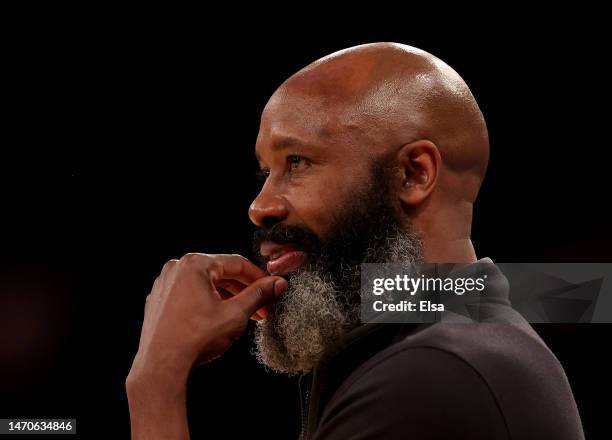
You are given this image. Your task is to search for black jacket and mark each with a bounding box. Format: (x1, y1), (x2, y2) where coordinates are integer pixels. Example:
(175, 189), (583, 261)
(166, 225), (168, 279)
(297, 259), (584, 439)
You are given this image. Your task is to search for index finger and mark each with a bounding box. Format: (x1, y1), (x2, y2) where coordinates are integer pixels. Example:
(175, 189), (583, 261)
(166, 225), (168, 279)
(209, 254), (268, 285)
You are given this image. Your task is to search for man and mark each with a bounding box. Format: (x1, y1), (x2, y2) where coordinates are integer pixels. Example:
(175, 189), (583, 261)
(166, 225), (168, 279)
(126, 43), (584, 439)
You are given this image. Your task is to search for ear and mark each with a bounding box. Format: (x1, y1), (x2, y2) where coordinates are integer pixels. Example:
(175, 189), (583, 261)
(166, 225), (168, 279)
(397, 139), (441, 206)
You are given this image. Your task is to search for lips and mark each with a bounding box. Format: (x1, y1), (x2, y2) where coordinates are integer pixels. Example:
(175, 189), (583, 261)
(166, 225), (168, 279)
(260, 242), (306, 275)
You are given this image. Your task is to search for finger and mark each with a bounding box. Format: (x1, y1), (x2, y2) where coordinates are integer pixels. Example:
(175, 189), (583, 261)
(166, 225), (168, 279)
(211, 254), (268, 285)
(162, 259), (179, 274)
(216, 279), (247, 295)
(178, 253), (270, 312)
(211, 255), (273, 319)
(229, 276), (288, 319)
(217, 280), (267, 320)
(179, 253), (265, 285)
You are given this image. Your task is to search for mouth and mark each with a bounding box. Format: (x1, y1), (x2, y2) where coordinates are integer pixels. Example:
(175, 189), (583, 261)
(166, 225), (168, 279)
(260, 241), (306, 275)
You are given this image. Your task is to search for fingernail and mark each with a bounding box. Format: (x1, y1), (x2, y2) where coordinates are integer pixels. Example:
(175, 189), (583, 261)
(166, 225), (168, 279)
(273, 278), (288, 297)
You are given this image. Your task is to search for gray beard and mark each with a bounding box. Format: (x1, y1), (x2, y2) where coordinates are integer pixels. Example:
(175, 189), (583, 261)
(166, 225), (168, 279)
(253, 228), (423, 375)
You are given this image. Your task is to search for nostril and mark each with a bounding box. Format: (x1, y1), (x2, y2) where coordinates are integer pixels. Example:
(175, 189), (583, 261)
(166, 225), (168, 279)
(261, 217), (280, 229)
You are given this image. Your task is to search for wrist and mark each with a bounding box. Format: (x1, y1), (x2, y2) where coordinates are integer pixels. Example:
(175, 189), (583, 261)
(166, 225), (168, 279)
(126, 368), (189, 440)
(126, 356), (190, 401)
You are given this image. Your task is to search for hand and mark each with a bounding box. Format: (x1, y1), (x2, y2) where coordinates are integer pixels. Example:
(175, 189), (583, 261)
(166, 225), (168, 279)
(127, 253), (287, 391)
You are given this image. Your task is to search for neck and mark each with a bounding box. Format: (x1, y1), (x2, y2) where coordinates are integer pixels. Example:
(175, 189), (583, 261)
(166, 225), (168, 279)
(422, 237), (477, 263)
(413, 200), (478, 264)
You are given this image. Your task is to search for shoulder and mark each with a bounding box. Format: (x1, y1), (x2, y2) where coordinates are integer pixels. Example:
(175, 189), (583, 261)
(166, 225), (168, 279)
(338, 322), (558, 397)
(316, 322), (584, 440)
(316, 345), (510, 439)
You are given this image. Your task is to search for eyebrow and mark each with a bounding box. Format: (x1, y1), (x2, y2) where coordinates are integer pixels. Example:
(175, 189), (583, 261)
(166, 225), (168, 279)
(255, 135), (314, 163)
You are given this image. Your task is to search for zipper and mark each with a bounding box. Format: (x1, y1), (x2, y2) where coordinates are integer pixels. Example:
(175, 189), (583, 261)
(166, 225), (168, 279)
(304, 368), (321, 439)
(302, 387), (310, 439)
(299, 374), (311, 440)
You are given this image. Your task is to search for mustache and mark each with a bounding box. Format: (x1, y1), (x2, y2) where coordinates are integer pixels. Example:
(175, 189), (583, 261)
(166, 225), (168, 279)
(252, 223), (320, 263)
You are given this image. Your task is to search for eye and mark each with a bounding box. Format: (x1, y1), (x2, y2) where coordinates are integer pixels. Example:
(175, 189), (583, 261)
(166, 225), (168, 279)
(287, 155), (304, 172)
(255, 168), (270, 182)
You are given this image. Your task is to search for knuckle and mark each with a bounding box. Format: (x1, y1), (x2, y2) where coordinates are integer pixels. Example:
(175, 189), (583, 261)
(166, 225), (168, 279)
(177, 253), (221, 278)
(162, 259), (178, 272)
(179, 252), (207, 267)
(207, 257), (224, 276)
(179, 252), (196, 264)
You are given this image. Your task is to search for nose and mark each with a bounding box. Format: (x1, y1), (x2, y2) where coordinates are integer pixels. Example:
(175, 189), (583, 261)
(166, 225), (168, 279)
(249, 185), (289, 228)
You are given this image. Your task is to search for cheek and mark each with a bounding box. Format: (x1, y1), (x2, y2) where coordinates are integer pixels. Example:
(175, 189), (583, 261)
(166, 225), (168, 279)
(286, 174), (362, 236)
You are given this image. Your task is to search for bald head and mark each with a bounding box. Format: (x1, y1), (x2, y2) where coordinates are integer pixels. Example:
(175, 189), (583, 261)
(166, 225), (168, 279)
(253, 42), (489, 263)
(262, 42), (489, 203)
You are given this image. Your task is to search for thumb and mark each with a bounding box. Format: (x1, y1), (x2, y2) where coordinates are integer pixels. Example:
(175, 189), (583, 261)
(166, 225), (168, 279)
(230, 276), (288, 318)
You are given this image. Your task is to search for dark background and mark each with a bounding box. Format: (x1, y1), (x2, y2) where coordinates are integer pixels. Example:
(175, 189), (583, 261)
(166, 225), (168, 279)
(1, 13), (610, 439)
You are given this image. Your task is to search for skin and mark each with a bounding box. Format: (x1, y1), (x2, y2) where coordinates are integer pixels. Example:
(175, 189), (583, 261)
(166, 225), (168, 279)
(126, 42), (489, 439)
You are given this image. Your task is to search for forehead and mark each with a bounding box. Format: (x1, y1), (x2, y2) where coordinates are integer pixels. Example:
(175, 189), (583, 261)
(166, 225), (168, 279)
(255, 87), (365, 158)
